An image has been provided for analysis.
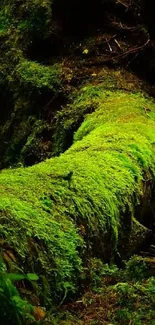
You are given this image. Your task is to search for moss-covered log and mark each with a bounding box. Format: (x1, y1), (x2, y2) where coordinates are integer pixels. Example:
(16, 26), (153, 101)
(0, 86), (155, 304)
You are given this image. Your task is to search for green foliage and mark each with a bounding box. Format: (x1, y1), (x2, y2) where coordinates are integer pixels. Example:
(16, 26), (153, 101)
(88, 258), (118, 290)
(113, 278), (155, 324)
(0, 0), (52, 44)
(125, 255), (148, 280)
(0, 259), (35, 325)
(17, 0), (52, 38)
(54, 273), (155, 324)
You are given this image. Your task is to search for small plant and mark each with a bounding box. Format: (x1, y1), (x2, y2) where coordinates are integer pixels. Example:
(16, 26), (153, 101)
(115, 282), (137, 307)
(112, 277), (155, 324)
(88, 258), (118, 290)
(125, 255), (148, 280)
(0, 259), (38, 325)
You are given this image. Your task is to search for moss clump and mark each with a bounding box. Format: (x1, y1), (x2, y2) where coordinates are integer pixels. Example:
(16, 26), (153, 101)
(16, 60), (62, 94)
(53, 73), (151, 156)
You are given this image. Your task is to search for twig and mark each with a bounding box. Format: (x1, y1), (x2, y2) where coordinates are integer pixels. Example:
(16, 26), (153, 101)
(122, 38), (150, 58)
(116, 0), (129, 8)
(114, 38), (122, 50)
(126, 52), (138, 68)
(106, 39), (113, 52)
(86, 38), (150, 67)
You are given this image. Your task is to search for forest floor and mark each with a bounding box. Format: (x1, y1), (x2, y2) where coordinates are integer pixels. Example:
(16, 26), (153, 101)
(42, 257), (155, 325)
(53, 275), (155, 325)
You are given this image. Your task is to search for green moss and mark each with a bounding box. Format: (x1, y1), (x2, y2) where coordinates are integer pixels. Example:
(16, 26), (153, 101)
(0, 181), (83, 304)
(16, 60), (62, 94)
(0, 0), (52, 44)
(20, 120), (52, 164)
(0, 88), (155, 304)
(0, 0), (64, 168)
(53, 77), (151, 155)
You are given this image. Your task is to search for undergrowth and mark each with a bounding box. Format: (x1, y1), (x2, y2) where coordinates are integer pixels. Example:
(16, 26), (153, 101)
(50, 256), (155, 325)
(45, 256), (155, 325)
(0, 259), (38, 325)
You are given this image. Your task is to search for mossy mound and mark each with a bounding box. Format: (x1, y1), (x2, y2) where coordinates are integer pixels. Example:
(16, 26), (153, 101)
(1, 88), (155, 304)
(0, 0), (65, 168)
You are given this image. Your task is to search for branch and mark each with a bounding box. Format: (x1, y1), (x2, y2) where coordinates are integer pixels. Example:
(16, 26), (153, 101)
(86, 37), (150, 67)
(122, 38), (150, 58)
(116, 0), (129, 8)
